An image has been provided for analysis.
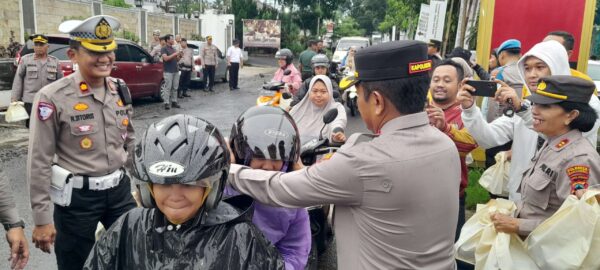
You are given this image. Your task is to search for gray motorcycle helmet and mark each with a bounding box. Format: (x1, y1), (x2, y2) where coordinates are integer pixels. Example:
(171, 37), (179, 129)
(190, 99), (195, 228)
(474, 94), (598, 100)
(311, 54), (330, 68)
(132, 114), (230, 210)
(275, 48), (294, 65)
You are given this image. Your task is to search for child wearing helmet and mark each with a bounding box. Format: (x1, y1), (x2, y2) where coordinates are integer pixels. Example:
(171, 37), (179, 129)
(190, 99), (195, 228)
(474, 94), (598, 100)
(273, 48), (302, 95)
(227, 106), (312, 270)
(84, 114), (284, 269)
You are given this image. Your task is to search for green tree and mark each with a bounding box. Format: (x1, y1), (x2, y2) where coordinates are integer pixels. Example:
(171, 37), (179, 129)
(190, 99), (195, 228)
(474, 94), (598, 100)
(349, 0), (387, 35)
(378, 0), (427, 38)
(103, 0), (131, 8)
(334, 17), (365, 38)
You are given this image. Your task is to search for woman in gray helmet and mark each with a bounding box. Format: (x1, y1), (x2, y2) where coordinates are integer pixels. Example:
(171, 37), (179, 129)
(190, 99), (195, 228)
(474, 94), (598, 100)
(84, 114), (284, 270)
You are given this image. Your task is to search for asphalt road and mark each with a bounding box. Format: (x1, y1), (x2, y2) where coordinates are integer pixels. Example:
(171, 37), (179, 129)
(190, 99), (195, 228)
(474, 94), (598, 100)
(0, 62), (366, 269)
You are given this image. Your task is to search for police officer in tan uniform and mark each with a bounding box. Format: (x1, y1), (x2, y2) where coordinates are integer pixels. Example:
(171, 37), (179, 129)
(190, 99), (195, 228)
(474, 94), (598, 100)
(11, 34), (63, 128)
(228, 41), (461, 269)
(491, 76), (600, 237)
(201, 35), (219, 92)
(27, 15), (136, 270)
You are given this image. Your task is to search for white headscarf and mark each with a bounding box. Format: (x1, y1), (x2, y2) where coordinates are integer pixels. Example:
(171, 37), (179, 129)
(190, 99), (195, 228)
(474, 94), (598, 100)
(517, 40), (570, 93)
(290, 75), (346, 143)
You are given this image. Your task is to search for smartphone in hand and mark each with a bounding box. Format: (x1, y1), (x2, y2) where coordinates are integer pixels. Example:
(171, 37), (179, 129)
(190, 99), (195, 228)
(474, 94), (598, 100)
(465, 80), (497, 97)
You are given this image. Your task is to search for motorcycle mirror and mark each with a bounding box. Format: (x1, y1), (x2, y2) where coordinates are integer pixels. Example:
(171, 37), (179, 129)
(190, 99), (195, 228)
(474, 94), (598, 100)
(283, 69), (292, 76)
(318, 109), (338, 141)
(323, 108), (338, 124)
(282, 92), (292, 99)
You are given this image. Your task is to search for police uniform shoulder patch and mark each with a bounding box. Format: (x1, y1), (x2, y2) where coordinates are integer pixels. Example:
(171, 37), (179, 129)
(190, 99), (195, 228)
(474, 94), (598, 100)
(567, 165), (590, 193)
(38, 102), (55, 121)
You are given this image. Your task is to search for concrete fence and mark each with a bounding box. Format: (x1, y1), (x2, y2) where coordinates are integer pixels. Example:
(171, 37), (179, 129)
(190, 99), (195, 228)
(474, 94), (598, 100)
(0, 0), (201, 46)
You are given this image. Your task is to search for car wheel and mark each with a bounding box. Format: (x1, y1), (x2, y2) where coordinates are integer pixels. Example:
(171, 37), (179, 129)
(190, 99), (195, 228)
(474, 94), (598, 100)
(153, 80), (164, 102)
(348, 97), (356, 116)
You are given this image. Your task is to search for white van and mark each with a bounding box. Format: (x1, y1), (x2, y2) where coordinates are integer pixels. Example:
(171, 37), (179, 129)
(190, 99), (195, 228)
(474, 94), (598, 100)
(332, 37), (370, 64)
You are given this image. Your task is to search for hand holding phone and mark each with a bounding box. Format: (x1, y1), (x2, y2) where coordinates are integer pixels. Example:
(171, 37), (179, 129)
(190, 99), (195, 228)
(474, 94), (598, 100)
(465, 80), (497, 97)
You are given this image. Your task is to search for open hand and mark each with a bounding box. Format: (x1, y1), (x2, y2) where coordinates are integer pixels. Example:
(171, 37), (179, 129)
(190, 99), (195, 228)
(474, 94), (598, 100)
(6, 227), (28, 269)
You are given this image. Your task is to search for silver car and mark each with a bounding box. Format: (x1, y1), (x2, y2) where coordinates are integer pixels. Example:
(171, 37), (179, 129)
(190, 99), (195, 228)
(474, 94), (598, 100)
(186, 40), (228, 88)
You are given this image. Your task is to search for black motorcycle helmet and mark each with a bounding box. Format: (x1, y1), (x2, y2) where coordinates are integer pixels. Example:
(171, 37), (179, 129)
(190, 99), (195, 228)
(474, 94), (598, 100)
(275, 48), (294, 66)
(230, 106), (300, 172)
(133, 114), (230, 210)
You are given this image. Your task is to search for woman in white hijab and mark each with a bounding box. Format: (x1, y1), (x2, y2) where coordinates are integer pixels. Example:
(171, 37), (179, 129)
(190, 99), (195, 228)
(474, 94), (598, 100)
(290, 75), (347, 144)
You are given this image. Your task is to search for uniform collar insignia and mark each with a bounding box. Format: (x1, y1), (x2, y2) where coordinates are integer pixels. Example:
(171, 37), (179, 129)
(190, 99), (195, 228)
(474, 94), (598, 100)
(555, 138), (569, 149)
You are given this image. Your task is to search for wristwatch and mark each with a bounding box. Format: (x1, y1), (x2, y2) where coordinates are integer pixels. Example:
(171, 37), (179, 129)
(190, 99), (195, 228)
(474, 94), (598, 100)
(3, 220), (25, 231)
(516, 100), (531, 113)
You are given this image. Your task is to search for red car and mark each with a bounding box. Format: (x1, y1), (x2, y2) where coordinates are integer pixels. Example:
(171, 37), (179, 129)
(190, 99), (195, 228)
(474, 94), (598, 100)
(16, 34), (163, 100)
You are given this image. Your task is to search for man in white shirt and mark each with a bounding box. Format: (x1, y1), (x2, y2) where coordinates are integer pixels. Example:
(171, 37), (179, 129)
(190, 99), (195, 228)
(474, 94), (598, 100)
(227, 39), (243, 90)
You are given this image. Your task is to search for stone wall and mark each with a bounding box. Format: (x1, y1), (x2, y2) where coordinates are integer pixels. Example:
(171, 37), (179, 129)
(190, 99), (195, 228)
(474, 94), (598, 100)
(179, 19), (198, 40)
(147, 13), (173, 39)
(104, 6), (140, 41)
(0, 0), (21, 45)
(36, 0), (92, 35)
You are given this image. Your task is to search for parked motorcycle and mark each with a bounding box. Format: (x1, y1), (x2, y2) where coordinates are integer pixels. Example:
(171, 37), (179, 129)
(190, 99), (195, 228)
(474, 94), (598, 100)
(300, 109), (343, 270)
(338, 67), (358, 116)
(257, 70), (293, 110)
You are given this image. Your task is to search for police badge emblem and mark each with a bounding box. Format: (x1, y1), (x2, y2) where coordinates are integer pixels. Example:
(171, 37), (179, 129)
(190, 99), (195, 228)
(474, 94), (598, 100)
(95, 18), (112, 39)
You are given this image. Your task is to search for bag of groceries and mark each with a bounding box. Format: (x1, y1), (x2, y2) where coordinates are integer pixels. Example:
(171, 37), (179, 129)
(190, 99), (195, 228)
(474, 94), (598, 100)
(455, 199), (538, 270)
(479, 152), (510, 197)
(526, 189), (600, 270)
(5, 102), (29, 122)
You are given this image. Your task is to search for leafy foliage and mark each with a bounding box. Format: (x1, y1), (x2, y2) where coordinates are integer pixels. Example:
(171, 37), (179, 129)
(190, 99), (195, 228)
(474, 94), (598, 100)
(379, 0), (428, 37)
(117, 30), (140, 43)
(103, 0), (131, 8)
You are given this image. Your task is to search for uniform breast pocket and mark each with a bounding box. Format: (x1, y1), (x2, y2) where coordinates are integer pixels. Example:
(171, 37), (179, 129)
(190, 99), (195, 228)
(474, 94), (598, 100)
(47, 66), (58, 81)
(27, 66), (38, 79)
(524, 173), (553, 210)
(69, 122), (99, 151)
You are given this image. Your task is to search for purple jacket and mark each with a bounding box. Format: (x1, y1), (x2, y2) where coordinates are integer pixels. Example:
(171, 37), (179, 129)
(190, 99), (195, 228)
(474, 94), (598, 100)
(225, 186), (311, 270)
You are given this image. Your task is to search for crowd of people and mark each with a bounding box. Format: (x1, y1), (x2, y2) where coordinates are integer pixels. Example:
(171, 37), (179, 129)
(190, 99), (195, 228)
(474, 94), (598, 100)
(3, 13), (600, 270)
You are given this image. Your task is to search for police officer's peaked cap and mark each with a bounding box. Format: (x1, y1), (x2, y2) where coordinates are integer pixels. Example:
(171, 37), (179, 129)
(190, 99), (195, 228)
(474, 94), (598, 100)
(29, 34), (48, 44)
(339, 40), (432, 91)
(526, 75), (595, 104)
(58, 15), (120, 52)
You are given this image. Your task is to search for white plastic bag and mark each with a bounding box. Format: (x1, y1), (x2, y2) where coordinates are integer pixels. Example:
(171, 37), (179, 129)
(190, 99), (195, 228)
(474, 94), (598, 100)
(5, 101), (29, 122)
(479, 152), (510, 197)
(526, 190), (600, 270)
(455, 199), (538, 270)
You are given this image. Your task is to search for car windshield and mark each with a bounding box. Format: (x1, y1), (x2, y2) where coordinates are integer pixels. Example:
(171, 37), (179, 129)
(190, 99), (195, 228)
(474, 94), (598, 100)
(337, 40), (368, 51)
(588, 63), (600, 81)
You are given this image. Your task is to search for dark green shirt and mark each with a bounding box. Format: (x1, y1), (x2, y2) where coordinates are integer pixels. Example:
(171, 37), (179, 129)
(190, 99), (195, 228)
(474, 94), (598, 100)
(298, 49), (317, 75)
